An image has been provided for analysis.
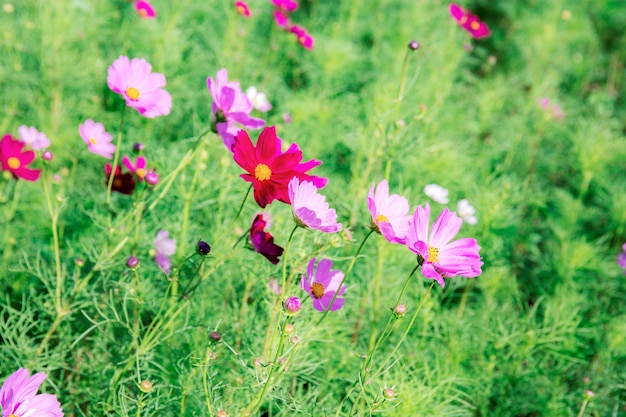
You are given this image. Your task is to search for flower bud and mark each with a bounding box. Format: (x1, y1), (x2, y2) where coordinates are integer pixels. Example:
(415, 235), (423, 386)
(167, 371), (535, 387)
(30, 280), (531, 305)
(394, 303), (407, 316)
(145, 170), (159, 185)
(216, 410), (228, 417)
(75, 258), (85, 267)
(197, 240), (211, 256)
(139, 380), (153, 393)
(283, 297), (301, 315)
(42, 150), (53, 161)
(209, 331), (222, 342)
(133, 142), (145, 152)
(408, 40), (420, 50)
(126, 256), (139, 269)
(284, 323), (295, 335)
(584, 390), (595, 400)
(383, 388), (395, 400)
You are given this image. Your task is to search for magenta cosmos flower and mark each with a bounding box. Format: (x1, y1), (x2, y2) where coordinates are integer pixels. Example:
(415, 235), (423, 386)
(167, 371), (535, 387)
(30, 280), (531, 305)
(235, 1), (250, 17)
(617, 243), (626, 272)
(449, 3), (491, 39)
(207, 68), (265, 151)
(122, 155), (150, 181)
(273, 9), (290, 28)
(0, 368), (64, 417)
(368, 180), (411, 244)
(301, 258), (346, 312)
(290, 25), (314, 49)
(17, 125), (50, 150)
(79, 119), (115, 159)
(405, 204), (482, 287)
(134, 0), (156, 18)
(107, 56), (172, 118)
(250, 214), (284, 264)
(154, 230), (176, 274)
(233, 126), (327, 208)
(0, 134), (41, 181)
(272, 0), (298, 12)
(288, 177), (341, 233)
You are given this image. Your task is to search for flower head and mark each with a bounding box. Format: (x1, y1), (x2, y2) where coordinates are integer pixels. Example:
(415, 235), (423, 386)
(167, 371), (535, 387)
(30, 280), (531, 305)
(154, 230), (176, 273)
(17, 125), (50, 150)
(301, 258), (346, 312)
(368, 179), (411, 244)
(617, 243), (626, 272)
(424, 183), (449, 204)
(207, 68), (265, 151)
(79, 119), (115, 159)
(457, 199), (477, 224)
(283, 296), (301, 314)
(105, 163), (136, 195)
(273, 9), (291, 28)
(290, 25), (314, 49)
(405, 204), (483, 287)
(250, 214), (284, 264)
(122, 155), (150, 181)
(272, 0), (298, 12)
(288, 177), (341, 233)
(134, 0), (156, 19)
(235, 1), (250, 17)
(0, 134), (41, 181)
(246, 86), (272, 112)
(449, 3), (491, 39)
(107, 55), (172, 118)
(233, 126), (327, 208)
(0, 368), (63, 417)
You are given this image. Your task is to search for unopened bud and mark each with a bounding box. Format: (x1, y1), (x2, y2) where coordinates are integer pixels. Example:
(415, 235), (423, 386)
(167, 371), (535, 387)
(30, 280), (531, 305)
(408, 40), (420, 50)
(126, 256), (139, 269)
(394, 303), (407, 316)
(197, 240), (211, 256)
(216, 410), (228, 417)
(383, 388), (395, 400)
(139, 380), (153, 393)
(284, 323), (295, 335)
(42, 150), (53, 161)
(283, 297), (301, 315)
(145, 170), (159, 185)
(133, 142), (145, 152)
(209, 331), (221, 342)
(75, 258), (85, 267)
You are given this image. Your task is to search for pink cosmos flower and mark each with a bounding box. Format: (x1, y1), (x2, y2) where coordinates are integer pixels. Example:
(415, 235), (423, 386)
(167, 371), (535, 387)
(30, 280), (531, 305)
(207, 68), (265, 151)
(0, 368), (63, 417)
(134, 1), (156, 19)
(288, 177), (341, 233)
(250, 214), (284, 264)
(301, 257), (346, 312)
(273, 9), (291, 28)
(368, 179), (411, 244)
(272, 0), (298, 12)
(537, 98), (566, 120)
(405, 204), (482, 287)
(290, 25), (314, 49)
(155, 230), (176, 274)
(235, 1), (250, 17)
(17, 125), (50, 150)
(79, 119), (115, 159)
(122, 155), (149, 181)
(233, 127), (327, 208)
(0, 134), (41, 181)
(107, 55), (172, 118)
(617, 243), (626, 272)
(449, 3), (491, 39)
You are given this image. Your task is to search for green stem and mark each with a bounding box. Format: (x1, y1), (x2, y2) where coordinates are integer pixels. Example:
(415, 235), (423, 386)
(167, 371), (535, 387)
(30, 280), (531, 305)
(576, 399), (589, 417)
(179, 165), (200, 256)
(106, 104), (127, 208)
(41, 168), (63, 313)
(202, 346), (216, 417)
(280, 225), (299, 294)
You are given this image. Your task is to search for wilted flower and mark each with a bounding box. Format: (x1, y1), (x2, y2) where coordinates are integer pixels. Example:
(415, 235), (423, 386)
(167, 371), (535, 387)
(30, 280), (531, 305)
(368, 179), (411, 244)
(0, 134), (41, 181)
(424, 183), (449, 204)
(449, 3), (491, 39)
(17, 125), (50, 150)
(154, 230), (176, 273)
(235, 1), (250, 17)
(134, 0), (156, 19)
(105, 163), (136, 195)
(107, 55), (172, 118)
(0, 368), (64, 417)
(457, 199), (477, 224)
(301, 258), (346, 312)
(288, 177), (342, 233)
(538, 98), (566, 120)
(250, 214), (284, 264)
(405, 204), (483, 287)
(246, 86), (272, 112)
(79, 119), (115, 159)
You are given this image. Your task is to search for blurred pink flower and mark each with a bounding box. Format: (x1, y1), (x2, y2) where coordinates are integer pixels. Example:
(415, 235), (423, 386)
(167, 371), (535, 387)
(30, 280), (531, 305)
(17, 125), (50, 150)
(617, 243), (626, 272)
(207, 68), (265, 151)
(368, 179), (411, 244)
(288, 177), (341, 233)
(301, 258), (345, 312)
(537, 97), (566, 120)
(122, 155), (149, 181)
(273, 9), (291, 28)
(0, 368), (63, 417)
(134, 1), (156, 19)
(405, 204), (482, 287)
(235, 1), (251, 17)
(0, 134), (40, 181)
(272, 0), (298, 12)
(450, 3), (491, 39)
(155, 230), (176, 274)
(79, 119), (115, 159)
(107, 55), (172, 118)
(246, 86), (272, 112)
(291, 25), (314, 49)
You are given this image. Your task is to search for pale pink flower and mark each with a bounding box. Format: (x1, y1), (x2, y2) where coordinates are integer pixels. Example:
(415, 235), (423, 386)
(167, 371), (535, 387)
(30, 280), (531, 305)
(134, 1), (156, 19)
(301, 257), (346, 312)
(154, 230), (176, 274)
(368, 179), (411, 244)
(424, 183), (449, 204)
(17, 125), (50, 150)
(288, 177), (341, 233)
(79, 119), (115, 159)
(246, 86), (272, 112)
(0, 368), (63, 417)
(457, 199), (477, 225)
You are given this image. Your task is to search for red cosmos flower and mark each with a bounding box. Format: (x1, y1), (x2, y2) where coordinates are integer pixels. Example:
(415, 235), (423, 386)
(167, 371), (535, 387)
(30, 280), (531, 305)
(250, 214), (284, 264)
(0, 134), (41, 181)
(232, 126), (327, 208)
(449, 3), (491, 39)
(105, 163), (136, 195)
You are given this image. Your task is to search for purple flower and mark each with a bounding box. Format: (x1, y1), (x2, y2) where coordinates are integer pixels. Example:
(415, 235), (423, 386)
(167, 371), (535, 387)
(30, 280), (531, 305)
(617, 243), (626, 272)
(0, 368), (64, 417)
(206, 68), (265, 151)
(250, 214), (284, 264)
(288, 177), (342, 233)
(301, 258), (346, 312)
(368, 179), (411, 244)
(17, 125), (50, 150)
(405, 204), (483, 287)
(283, 296), (302, 314)
(154, 230), (176, 273)
(79, 119), (115, 159)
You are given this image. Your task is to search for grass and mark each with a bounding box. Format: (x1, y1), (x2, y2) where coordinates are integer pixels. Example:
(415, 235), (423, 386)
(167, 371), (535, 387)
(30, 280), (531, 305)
(1, 0), (626, 416)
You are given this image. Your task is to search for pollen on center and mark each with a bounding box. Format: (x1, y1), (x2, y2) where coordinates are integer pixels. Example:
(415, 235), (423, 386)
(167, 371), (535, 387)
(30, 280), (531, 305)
(375, 214), (390, 224)
(310, 282), (325, 299)
(254, 163), (272, 181)
(470, 21), (480, 30)
(126, 87), (140, 101)
(136, 168), (147, 179)
(89, 138), (97, 145)
(7, 157), (20, 170)
(427, 245), (439, 263)
(138, 8), (148, 16)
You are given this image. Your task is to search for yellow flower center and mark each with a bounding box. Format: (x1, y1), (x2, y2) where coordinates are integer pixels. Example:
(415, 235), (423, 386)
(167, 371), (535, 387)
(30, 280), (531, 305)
(470, 21), (480, 30)
(375, 214), (390, 224)
(9, 414), (19, 417)
(310, 282), (325, 299)
(7, 157), (20, 170)
(427, 245), (439, 263)
(136, 168), (147, 179)
(138, 8), (148, 16)
(89, 137), (97, 145)
(126, 87), (140, 100)
(254, 163), (272, 181)
(236, 5), (246, 14)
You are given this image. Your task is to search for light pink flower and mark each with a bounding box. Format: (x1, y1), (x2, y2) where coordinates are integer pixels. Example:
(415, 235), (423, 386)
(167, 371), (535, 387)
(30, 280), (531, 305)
(17, 125), (50, 150)
(154, 230), (176, 274)
(272, 0), (298, 12)
(405, 204), (482, 287)
(107, 55), (172, 118)
(301, 257), (345, 312)
(207, 68), (265, 151)
(246, 86), (272, 112)
(79, 119), (115, 159)
(0, 368), (63, 417)
(235, 1), (251, 17)
(288, 177), (341, 233)
(122, 155), (149, 181)
(134, 1), (156, 19)
(368, 179), (411, 244)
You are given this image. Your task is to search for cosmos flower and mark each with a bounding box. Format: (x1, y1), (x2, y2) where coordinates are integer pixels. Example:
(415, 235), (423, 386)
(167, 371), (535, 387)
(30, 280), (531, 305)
(368, 179), (411, 244)
(273, 9), (291, 28)
(0, 134), (41, 181)
(301, 257), (346, 312)
(424, 183), (449, 204)
(0, 368), (64, 417)
(449, 3), (491, 39)
(250, 214), (284, 264)
(457, 199), (477, 224)
(17, 125), (50, 150)
(232, 126), (327, 208)
(617, 243), (626, 272)
(107, 55), (172, 118)
(154, 230), (176, 274)
(246, 86), (272, 112)
(290, 25), (314, 49)
(288, 177), (341, 233)
(122, 155), (149, 181)
(79, 119), (115, 159)
(405, 204), (483, 287)
(207, 68), (265, 151)
(104, 163), (136, 195)
(538, 98), (566, 120)
(271, 0), (298, 12)
(235, 1), (250, 17)
(134, 0), (156, 19)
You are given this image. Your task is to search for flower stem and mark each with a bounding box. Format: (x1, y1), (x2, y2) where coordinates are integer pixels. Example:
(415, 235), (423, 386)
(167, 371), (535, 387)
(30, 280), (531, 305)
(576, 399), (589, 417)
(41, 167), (63, 313)
(106, 104), (127, 209)
(280, 224), (299, 294)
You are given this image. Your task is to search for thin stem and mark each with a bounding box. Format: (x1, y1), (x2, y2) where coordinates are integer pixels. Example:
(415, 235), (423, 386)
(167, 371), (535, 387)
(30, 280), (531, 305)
(106, 104), (127, 208)
(576, 399), (589, 417)
(41, 168), (63, 313)
(280, 225), (299, 294)
(234, 184), (252, 224)
(179, 165), (200, 256)
(202, 346), (216, 417)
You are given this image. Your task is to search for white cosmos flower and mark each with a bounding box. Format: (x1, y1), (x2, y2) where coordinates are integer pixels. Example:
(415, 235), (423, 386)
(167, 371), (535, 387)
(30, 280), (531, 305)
(424, 184), (449, 204)
(246, 86), (272, 112)
(457, 199), (477, 224)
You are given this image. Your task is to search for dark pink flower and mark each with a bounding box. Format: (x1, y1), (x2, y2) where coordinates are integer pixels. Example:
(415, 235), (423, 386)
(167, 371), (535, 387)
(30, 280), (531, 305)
(301, 258), (346, 312)
(450, 3), (491, 39)
(273, 9), (291, 28)
(0, 134), (41, 181)
(134, 1), (156, 19)
(250, 214), (284, 264)
(0, 368), (63, 417)
(235, 1), (251, 17)
(272, 0), (298, 12)
(290, 25), (314, 49)
(122, 155), (149, 181)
